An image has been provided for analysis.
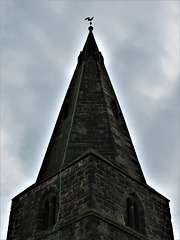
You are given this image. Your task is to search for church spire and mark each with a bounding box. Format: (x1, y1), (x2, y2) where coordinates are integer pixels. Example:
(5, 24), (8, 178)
(7, 24), (174, 240)
(36, 27), (146, 184)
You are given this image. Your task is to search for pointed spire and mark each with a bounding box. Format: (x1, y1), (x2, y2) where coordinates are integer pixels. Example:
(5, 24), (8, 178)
(36, 28), (146, 184)
(80, 26), (99, 61)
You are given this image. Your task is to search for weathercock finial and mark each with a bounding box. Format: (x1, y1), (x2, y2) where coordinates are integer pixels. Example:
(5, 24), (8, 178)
(85, 17), (94, 26)
(85, 17), (94, 32)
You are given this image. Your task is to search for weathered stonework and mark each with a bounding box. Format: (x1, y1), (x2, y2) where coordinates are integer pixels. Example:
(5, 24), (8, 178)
(7, 151), (173, 240)
(7, 27), (174, 239)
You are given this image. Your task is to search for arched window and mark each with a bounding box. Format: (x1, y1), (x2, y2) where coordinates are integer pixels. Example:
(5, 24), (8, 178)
(127, 195), (143, 233)
(43, 194), (57, 229)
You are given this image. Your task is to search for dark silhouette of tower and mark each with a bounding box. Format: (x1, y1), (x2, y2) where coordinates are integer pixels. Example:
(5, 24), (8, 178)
(7, 26), (174, 240)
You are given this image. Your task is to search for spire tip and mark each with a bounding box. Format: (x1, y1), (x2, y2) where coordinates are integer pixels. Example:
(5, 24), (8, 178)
(85, 17), (94, 31)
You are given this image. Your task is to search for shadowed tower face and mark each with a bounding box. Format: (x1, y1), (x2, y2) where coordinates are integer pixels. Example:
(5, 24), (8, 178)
(7, 26), (174, 240)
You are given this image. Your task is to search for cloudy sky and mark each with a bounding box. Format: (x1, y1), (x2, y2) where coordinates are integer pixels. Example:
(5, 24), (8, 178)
(1, 1), (179, 239)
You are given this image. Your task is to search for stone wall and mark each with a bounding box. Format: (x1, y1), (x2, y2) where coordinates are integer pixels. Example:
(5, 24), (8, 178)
(7, 150), (173, 240)
(87, 153), (173, 239)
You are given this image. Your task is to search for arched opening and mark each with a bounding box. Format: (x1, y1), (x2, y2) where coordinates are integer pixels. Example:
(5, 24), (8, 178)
(42, 194), (57, 229)
(127, 195), (143, 233)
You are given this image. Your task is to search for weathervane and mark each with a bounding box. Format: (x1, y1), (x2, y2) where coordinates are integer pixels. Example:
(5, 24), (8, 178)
(85, 17), (94, 26)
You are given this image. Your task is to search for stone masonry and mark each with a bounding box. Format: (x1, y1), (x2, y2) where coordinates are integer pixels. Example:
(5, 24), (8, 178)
(7, 26), (174, 240)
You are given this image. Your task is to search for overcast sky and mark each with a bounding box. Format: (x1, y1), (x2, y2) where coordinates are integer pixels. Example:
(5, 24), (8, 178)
(1, 1), (179, 239)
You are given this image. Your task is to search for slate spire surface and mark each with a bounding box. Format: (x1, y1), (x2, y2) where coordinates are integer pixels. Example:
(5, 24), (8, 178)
(36, 26), (146, 184)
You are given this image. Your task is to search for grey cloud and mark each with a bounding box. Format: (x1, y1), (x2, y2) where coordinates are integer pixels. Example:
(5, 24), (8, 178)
(1, 1), (179, 239)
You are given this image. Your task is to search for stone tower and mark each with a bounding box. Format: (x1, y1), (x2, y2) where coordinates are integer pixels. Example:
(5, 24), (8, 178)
(7, 26), (174, 240)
